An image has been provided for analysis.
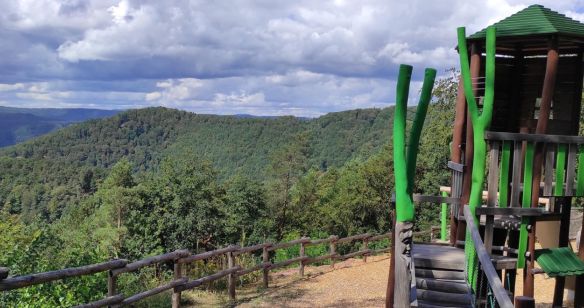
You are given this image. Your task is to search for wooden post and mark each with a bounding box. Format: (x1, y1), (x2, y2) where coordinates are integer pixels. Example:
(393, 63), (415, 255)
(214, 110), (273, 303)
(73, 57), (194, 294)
(552, 197), (571, 307)
(525, 36), (559, 299)
(450, 76), (467, 245)
(386, 208), (396, 308)
(227, 250), (236, 302)
(457, 42), (481, 243)
(363, 237), (369, 263)
(393, 221), (413, 307)
(299, 239), (306, 277)
(262, 244), (270, 288)
(329, 236), (337, 269)
(107, 269), (116, 308)
(575, 211), (584, 307)
(515, 296), (535, 308)
(172, 261), (182, 308)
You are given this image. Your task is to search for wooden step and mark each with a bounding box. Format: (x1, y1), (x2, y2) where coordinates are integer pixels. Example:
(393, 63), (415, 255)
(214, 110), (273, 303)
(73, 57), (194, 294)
(413, 244), (466, 271)
(415, 277), (470, 294)
(416, 289), (473, 306)
(415, 268), (466, 280)
(417, 300), (473, 308)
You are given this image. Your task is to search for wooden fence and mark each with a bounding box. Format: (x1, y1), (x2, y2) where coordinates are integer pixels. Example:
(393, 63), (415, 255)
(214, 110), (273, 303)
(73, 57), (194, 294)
(0, 230), (437, 307)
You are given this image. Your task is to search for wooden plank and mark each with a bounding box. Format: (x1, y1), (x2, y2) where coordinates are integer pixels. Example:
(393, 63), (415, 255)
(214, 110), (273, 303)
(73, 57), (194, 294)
(262, 246), (269, 288)
(416, 289), (472, 305)
(114, 250), (189, 275)
(178, 246), (239, 264)
(73, 294), (124, 308)
(484, 131), (584, 144)
(233, 243), (268, 255)
(475, 207), (544, 216)
(237, 262), (270, 277)
(415, 277), (470, 294)
(304, 254), (337, 265)
(176, 266), (241, 292)
(0, 259), (127, 291)
(368, 232), (392, 242)
(414, 269), (465, 280)
(485, 142), (500, 254)
(499, 140), (512, 208)
(565, 144), (577, 196)
(122, 278), (187, 305)
(447, 161), (465, 172)
(336, 233), (370, 244)
(463, 206), (514, 308)
(511, 140), (523, 207)
(306, 235), (337, 246)
(268, 238), (310, 251)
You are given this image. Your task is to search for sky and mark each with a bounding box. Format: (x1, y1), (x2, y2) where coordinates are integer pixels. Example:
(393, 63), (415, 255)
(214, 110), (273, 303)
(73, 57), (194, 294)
(0, 0), (583, 117)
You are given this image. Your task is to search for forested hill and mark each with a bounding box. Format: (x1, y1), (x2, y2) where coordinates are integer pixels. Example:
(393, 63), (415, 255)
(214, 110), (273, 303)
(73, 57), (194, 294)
(0, 107), (393, 176)
(0, 106), (120, 147)
(0, 106), (396, 221)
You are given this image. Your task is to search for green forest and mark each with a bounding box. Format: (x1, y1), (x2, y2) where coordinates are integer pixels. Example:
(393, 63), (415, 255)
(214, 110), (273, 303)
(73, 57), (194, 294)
(0, 74), (457, 306)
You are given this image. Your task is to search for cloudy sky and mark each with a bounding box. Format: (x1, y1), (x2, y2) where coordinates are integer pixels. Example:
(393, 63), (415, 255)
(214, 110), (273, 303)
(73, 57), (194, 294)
(0, 0), (583, 117)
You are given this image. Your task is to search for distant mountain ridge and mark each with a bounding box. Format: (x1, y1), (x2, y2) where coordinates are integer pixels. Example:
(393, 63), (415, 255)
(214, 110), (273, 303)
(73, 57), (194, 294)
(0, 106), (120, 147)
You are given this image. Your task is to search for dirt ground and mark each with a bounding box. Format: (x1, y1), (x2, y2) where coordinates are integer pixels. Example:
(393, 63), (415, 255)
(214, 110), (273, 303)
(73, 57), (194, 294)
(184, 250), (578, 307)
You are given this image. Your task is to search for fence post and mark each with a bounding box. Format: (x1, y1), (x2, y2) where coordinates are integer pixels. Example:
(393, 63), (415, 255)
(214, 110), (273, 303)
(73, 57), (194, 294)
(363, 237), (369, 263)
(299, 238), (306, 277)
(227, 250), (236, 302)
(329, 235), (338, 269)
(262, 244), (270, 288)
(172, 261), (182, 308)
(107, 269), (116, 308)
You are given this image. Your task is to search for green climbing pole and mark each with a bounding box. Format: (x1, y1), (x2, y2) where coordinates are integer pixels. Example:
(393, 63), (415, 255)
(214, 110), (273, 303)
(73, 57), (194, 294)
(391, 64), (436, 306)
(457, 26), (496, 288)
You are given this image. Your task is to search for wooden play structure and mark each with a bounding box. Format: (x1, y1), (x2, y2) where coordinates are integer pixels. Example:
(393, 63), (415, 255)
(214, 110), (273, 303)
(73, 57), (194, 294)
(388, 5), (584, 308)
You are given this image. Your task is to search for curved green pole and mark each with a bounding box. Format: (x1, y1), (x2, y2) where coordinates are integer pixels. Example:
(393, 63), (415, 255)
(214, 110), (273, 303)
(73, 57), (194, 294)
(394, 65), (437, 222)
(394, 64), (414, 222)
(407, 68), (438, 195)
(457, 26), (496, 288)
(392, 64), (436, 306)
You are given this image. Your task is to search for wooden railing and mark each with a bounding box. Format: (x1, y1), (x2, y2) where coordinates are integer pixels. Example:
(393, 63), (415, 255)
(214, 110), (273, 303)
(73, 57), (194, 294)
(0, 231), (402, 307)
(464, 206), (514, 308)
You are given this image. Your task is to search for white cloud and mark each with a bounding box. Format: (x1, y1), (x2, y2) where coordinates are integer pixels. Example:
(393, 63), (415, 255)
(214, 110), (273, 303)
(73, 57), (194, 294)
(1, 0), (583, 116)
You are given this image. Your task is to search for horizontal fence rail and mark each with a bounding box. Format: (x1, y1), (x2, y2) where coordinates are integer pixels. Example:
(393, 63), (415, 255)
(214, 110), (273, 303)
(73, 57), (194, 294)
(0, 229), (444, 307)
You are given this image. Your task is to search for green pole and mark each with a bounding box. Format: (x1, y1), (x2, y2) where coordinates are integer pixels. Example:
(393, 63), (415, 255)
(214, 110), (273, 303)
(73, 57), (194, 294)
(441, 191), (448, 241)
(457, 26), (496, 288)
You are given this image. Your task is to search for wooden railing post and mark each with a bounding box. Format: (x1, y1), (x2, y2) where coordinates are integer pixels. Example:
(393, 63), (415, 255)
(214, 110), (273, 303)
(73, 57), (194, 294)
(172, 261), (182, 308)
(329, 236), (338, 269)
(299, 238), (306, 277)
(107, 269), (116, 308)
(363, 237), (369, 263)
(227, 250), (236, 302)
(262, 244), (270, 288)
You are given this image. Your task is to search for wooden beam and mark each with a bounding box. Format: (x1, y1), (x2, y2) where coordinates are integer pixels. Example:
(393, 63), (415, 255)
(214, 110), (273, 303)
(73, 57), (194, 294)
(0, 259), (127, 291)
(450, 76), (468, 245)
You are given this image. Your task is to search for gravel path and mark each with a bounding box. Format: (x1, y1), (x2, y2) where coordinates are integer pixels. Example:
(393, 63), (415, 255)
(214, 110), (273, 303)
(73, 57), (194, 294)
(186, 249), (577, 307)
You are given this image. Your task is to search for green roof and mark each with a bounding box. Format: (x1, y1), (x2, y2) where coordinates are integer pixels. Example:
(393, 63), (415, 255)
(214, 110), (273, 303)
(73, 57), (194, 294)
(469, 4), (584, 39)
(535, 247), (584, 277)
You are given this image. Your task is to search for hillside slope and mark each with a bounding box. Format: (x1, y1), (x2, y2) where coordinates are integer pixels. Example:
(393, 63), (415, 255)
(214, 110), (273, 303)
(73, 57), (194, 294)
(0, 106), (394, 220)
(0, 106), (119, 147)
